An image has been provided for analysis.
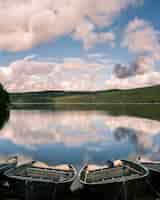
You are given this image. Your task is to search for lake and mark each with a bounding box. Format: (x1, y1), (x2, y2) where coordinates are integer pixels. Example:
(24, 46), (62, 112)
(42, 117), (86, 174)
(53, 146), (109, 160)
(0, 109), (160, 166)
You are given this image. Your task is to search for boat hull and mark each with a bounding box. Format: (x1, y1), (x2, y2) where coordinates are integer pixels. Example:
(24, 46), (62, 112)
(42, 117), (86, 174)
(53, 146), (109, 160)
(79, 160), (149, 199)
(141, 162), (160, 193)
(6, 178), (73, 199)
(80, 177), (147, 199)
(5, 162), (76, 199)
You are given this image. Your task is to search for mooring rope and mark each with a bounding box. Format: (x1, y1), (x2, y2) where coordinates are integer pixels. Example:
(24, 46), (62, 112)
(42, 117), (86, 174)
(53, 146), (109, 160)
(52, 183), (57, 200)
(122, 169), (128, 200)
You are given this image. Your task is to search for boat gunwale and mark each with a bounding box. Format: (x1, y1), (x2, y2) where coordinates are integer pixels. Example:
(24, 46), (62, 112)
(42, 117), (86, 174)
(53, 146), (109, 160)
(79, 160), (149, 185)
(0, 163), (15, 171)
(141, 161), (160, 173)
(0, 156), (18, 172)
(5, 161), (77, 184)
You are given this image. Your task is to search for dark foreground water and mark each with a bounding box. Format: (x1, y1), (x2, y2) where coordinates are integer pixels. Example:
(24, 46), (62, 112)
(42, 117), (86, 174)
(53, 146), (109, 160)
(0, 109), (160, 165)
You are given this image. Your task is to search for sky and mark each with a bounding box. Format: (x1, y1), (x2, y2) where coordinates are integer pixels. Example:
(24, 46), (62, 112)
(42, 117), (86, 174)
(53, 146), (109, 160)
(0, 0), (160, 92)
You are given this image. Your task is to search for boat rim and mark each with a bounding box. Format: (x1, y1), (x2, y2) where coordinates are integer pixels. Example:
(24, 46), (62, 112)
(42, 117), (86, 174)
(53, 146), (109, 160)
(79, 160), (149, 185)
(4, 161), (77, 184)
(0, 156), (18, 170)
(140, 161), (160, 173)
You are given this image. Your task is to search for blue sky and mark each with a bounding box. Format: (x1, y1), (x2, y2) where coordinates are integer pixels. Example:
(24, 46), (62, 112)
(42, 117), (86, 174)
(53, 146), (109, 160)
(0, 0), (160, 91)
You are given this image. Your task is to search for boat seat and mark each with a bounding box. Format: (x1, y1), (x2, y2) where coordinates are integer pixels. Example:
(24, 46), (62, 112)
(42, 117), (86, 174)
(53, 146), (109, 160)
(13, 167), (73, 182)
(28, 167), (73, 176)
(25, 167), (72, 181)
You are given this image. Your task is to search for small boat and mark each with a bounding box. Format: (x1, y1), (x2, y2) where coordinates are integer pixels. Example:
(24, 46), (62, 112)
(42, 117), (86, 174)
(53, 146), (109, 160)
(5, 161), (77, 199)
(79, 160), (149, 199)
(139, 160), (160, 193)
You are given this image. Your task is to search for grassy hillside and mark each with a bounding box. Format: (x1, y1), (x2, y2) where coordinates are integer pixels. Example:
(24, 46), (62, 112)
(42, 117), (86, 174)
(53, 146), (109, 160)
(53, 85), (160, 104)
(10, 90), (93, 103)
(10, 85), (160, 104)
(10, 86), (160, 120)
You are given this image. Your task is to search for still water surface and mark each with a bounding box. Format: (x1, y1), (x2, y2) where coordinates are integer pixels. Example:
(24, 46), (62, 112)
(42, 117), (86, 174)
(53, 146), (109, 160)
(0, 110), (160, 166)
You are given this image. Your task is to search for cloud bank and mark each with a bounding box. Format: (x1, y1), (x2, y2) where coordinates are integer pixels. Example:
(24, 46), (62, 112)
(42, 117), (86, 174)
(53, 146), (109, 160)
(0, 56), (108, 92)
(0, 54), (160, 92)
(0, 0), (142, 51)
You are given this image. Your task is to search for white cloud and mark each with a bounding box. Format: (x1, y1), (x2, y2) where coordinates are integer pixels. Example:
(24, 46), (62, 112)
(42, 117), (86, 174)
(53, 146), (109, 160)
(73, 20), (115, 49)
(113, 18), (160, 80)
(106, 71), (160, 90)
(113, 56), (153, 78)
(0, 0), (142, 51)
(23, 54), (37, 61)
(122, 17), (160, 60)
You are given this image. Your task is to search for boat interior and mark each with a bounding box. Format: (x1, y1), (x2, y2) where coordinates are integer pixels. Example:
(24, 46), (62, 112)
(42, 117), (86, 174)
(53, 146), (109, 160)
(8, 165), (75, 182)
(83, 164), (144, 183)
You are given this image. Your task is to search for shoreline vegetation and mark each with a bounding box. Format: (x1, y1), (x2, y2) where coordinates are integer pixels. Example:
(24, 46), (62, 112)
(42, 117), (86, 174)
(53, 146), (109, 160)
(10, 85), (160, 104)
(0, 83), (10, 129)
(9, 85), (160, 121)
(0, 83), (10, 110)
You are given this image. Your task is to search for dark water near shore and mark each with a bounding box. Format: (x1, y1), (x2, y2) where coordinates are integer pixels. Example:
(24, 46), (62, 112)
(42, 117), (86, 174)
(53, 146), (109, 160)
(0, 109), (160, 165)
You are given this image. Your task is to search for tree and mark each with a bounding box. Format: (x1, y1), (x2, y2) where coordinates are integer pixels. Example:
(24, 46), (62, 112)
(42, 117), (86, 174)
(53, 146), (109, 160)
(0, 83), (10, 109)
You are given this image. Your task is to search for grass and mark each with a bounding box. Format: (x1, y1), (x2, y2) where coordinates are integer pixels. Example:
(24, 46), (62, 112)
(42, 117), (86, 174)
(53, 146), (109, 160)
(52, 85), (160, 104)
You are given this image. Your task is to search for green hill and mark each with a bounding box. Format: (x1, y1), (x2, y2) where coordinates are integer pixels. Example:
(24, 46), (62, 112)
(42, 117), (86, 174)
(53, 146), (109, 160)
(10, 85), (160, 104)
(9, 85), (160, 120)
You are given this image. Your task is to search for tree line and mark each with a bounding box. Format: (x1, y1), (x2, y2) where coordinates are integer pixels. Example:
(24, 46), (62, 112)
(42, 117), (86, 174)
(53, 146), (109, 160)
(0, 83), (10, 109)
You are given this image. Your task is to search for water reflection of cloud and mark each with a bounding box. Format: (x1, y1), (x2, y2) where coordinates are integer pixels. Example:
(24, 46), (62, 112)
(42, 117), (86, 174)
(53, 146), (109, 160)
(0, 110), (160, 161)
(105, 115), (160, 134)
(0, 111), (112, 147)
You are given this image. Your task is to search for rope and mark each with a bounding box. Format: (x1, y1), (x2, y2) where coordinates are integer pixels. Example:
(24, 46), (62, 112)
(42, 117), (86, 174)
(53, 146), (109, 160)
(122, 170), (127, 200)
(52, 183), (57, 200)
(25, 180), (29, 200)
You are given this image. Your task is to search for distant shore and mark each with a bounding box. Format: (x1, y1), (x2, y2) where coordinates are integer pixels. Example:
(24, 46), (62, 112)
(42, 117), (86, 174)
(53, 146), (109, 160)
(10, 85), (160, 104)
(11, 102), (160, 105)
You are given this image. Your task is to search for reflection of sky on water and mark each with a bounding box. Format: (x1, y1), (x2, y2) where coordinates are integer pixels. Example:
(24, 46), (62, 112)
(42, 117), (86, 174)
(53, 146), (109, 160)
(0, 110), (160, 165)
